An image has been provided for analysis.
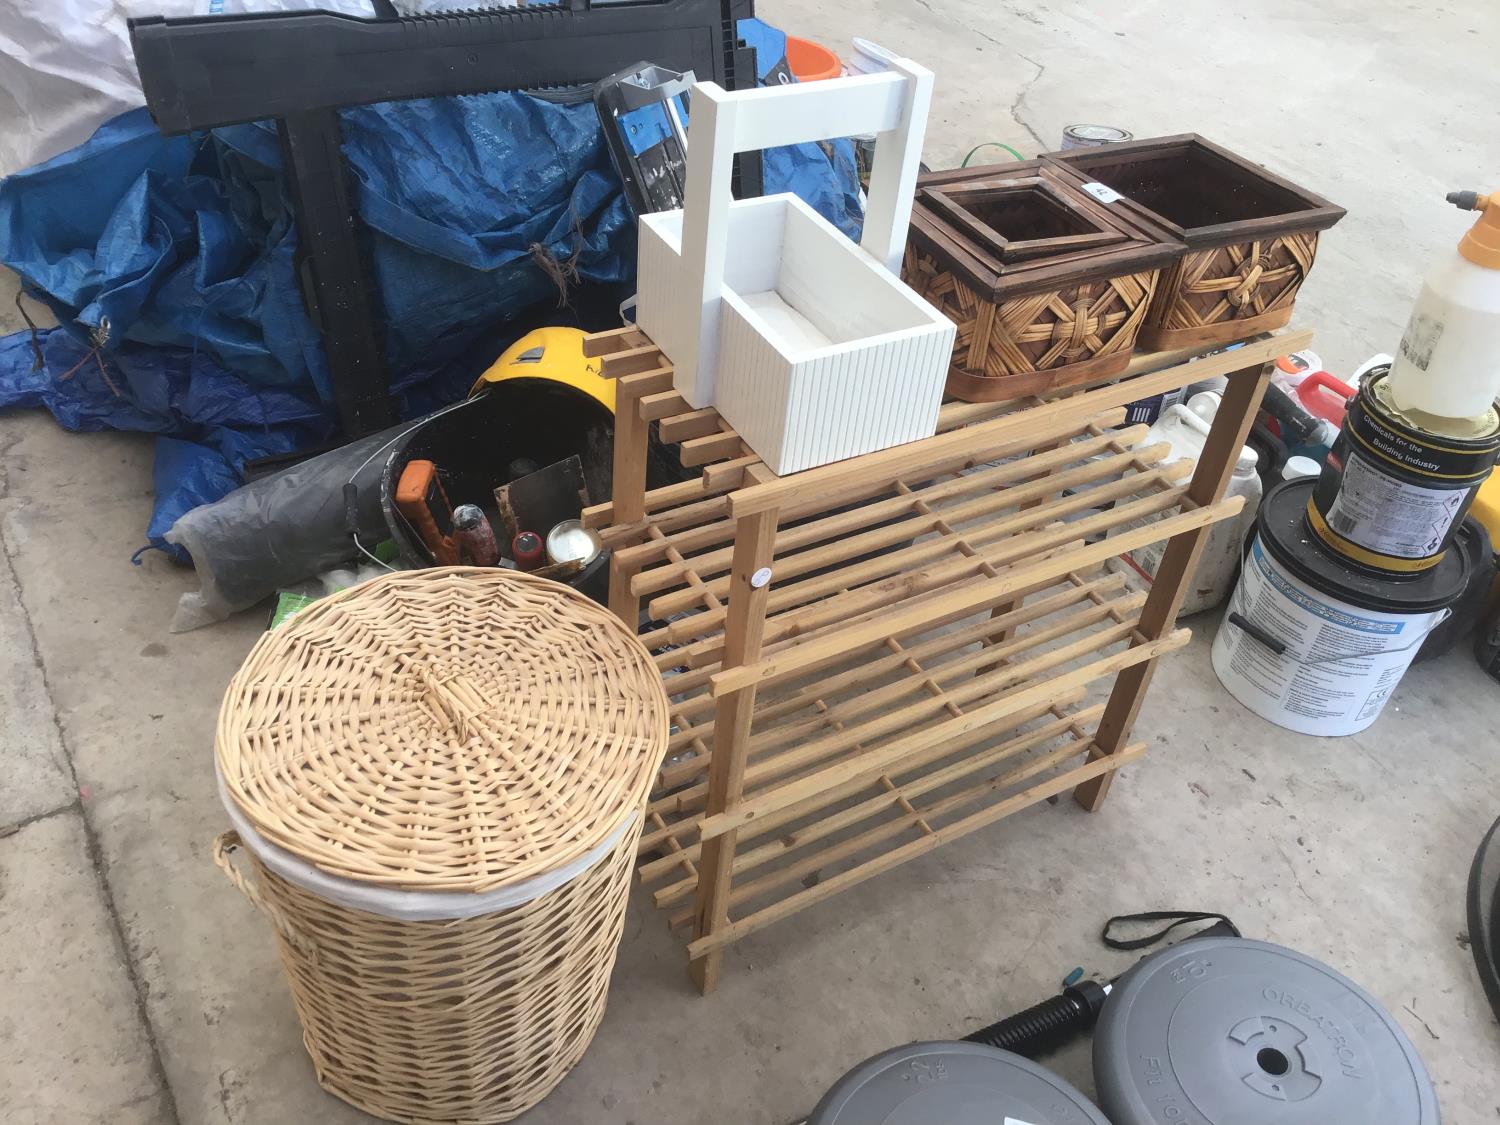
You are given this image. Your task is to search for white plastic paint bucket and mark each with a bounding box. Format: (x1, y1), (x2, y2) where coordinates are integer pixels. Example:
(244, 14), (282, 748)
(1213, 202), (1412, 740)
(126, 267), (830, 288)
(847, 37), (898, 76)
(1212, 479), (1468, 736)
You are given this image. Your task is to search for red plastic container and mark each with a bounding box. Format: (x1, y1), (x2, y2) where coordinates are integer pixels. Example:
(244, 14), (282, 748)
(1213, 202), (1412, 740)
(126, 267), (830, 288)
(1295, 370), (1355, 425)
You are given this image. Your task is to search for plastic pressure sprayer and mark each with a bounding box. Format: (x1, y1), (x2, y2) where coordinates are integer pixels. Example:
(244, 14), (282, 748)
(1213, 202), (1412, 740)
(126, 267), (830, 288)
(1389, 190), (1500, 421)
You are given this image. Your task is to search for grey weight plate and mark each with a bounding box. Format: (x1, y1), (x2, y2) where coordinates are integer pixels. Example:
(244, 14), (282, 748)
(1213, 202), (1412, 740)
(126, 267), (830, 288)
(809, 1040), (1110, 1125)
(1094, 938), (1439, 1125)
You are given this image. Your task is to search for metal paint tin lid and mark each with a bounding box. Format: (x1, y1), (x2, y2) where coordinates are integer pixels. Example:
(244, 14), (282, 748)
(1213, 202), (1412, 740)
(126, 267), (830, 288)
(1061, 124), (1133, 148)
(545, 519), (603, 566)
(1268, 480), (1471, 612)
(809, 1041), (1110, 1124)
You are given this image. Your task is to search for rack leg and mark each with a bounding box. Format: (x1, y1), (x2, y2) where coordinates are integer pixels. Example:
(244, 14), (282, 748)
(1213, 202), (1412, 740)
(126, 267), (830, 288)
(978, 433), (1071, 667)
(1074, 359), (1273, 811)
(608, 563), (641, 628)
(607, 389), (653, 625)
(611, 383), (652, 527)
(689, 508), (777, 994)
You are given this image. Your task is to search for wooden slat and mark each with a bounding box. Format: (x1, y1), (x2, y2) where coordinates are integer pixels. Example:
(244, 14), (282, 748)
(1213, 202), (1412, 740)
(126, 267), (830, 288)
(600, 344), (665, 378)
(680, 429), (750, 467)
(657, 576), (1126, 752)
(627, 413), (1133, 578)
(595, 487), (736, 542)
(648, 533), (1094, 682)
(639, 389), (694, 422)
(582, 325), (647, 357)
(696, 628), (1188, 842)
(630, 425), (1153, 596)
(708, 494), (1233, 698)
(683, 741), (1149, 957)
(726, 328), (1312, 518)
(658, 407), (724, 443)
(736, 600), (1139, 767)
(633, 573), (1104, 846)
(643, 534), (1090, 688)
(622, 423), (1131, 577)
(658, 478), (1191, 648)
(616, 367), (675, 397)
(643, 700), (1099, 893)
(702, 454), (764, 491)
(643, 445), (1178, 614)
(650, 599), (1144, 821)
(691, 734), (1102, 921)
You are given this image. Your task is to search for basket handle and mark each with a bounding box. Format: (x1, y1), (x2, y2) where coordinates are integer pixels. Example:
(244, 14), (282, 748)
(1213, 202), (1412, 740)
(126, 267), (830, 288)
(673, 59), (933, 406)
(213, 831), (319, 962)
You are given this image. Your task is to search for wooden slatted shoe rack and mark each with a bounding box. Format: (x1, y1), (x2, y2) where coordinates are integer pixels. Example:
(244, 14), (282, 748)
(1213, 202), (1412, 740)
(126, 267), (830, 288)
(581, 323), (1313, 993)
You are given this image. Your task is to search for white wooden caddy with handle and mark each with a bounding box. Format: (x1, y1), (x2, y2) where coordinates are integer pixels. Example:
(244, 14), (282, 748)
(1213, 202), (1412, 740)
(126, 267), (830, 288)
(635, 55), (956, 475)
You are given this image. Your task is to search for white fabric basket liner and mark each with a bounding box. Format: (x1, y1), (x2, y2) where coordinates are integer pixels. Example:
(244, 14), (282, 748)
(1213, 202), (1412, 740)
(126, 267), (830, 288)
(216, 764), (638, 921)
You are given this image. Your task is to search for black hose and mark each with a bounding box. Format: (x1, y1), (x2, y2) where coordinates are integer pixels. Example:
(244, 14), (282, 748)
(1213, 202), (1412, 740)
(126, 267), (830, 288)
(961, 980), (1109, 1058)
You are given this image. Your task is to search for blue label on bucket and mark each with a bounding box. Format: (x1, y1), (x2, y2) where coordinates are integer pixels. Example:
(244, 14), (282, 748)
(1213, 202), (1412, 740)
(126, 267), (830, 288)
(1250, 541), (1406, 635)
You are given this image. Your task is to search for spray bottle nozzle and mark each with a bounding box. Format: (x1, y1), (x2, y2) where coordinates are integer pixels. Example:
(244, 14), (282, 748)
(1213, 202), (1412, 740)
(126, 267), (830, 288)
(1448, 190), (1486, 212)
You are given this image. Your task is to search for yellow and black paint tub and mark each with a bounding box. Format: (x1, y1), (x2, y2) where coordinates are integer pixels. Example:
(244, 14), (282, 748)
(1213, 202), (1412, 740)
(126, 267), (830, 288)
(1308, 365), (1500, 575)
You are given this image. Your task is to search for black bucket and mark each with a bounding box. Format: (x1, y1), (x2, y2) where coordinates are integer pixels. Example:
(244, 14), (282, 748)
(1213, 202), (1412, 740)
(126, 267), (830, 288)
(1309, 366), (1500, 576)
(379, 382), (614, 603)
(1415, 516), (1496, 662)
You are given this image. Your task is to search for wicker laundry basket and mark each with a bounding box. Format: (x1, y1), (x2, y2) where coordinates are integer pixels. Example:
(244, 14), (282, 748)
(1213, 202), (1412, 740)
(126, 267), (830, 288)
(213, 567), (668, 1124)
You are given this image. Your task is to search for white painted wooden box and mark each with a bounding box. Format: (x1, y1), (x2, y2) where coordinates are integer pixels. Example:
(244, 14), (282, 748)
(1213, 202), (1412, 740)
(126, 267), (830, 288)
(634, 56), (954, 475)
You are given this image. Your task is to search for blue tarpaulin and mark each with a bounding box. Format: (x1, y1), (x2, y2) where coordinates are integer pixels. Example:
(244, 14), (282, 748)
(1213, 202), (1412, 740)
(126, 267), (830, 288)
(0, 18), (863, 560)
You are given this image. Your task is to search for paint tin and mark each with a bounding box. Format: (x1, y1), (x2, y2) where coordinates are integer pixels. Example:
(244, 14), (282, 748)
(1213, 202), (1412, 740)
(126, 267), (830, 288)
(1415, 517), (1494, 662)
(1213, 479), (1469, 736)
(545, 519), (604, 567)
(1060, 124), (1133, 149)
(1308, 366), (1500, 574)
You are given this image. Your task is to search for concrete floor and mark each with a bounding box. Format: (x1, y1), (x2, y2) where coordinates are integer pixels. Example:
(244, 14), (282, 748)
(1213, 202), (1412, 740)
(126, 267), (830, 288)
(2, 1), (1499, 1122)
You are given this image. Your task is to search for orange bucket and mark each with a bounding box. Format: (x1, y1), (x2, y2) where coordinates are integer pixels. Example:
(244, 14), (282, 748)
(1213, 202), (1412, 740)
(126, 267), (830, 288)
(785, 35), (842, 82)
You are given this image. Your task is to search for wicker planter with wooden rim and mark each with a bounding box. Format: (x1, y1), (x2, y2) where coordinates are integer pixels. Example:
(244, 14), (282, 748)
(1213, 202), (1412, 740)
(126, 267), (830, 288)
(1043, 135), (1345, 350)
(213, 568), (668, 1124)
(902, 161), (1183, 403)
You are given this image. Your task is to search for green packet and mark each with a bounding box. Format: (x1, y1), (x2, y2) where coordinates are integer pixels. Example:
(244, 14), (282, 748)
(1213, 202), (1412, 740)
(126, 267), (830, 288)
(267, 590), (318, 630)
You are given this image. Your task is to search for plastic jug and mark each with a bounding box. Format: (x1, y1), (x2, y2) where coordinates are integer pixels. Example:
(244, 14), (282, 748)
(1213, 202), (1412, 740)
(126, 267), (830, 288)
(1293, 370), (1355, 425)
(1389, 190), (1500, 420)
(1111, 404), (1262, 615)
(1149, 402), (1215, 463)
(1186, 389), (1221, 423)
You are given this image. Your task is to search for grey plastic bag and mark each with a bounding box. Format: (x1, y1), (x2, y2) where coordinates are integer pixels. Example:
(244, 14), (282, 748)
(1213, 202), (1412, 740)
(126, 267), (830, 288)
(166, 421), (414, 632)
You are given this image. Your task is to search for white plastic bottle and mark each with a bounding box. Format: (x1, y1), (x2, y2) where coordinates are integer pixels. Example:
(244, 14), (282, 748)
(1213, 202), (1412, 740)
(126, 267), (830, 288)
(1388, 190), (1500, 420)
(1269, 349), (1322, 395)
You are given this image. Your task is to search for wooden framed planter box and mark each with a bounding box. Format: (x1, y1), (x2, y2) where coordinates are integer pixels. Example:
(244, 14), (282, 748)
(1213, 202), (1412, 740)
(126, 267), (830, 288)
(635, 57), (955, 475)
(1042, 135), (1344, 350)
(902, 161), (1183, 403)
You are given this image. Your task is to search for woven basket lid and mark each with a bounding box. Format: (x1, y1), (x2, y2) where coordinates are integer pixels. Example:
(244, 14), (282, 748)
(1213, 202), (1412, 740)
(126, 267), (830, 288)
(216, 567), (668, 893)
